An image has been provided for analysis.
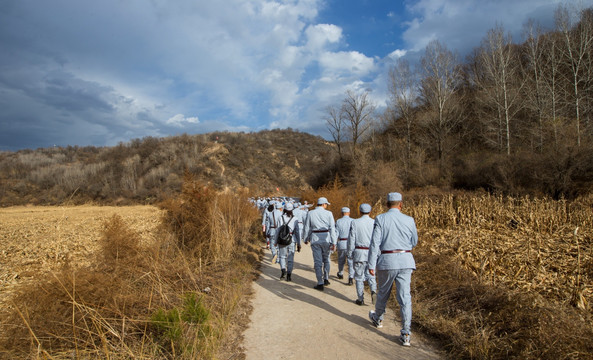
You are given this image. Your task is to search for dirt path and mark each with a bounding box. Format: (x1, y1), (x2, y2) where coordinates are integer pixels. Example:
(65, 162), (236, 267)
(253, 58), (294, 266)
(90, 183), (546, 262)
(243, 244), (443, 359)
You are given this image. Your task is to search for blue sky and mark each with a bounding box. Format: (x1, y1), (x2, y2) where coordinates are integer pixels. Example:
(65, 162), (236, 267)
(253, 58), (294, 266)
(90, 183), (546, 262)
(1, 0), (590, 151)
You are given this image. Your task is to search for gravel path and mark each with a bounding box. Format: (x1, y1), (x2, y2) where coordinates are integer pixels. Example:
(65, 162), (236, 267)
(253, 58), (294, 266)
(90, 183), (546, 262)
(243, 244), (443, 359)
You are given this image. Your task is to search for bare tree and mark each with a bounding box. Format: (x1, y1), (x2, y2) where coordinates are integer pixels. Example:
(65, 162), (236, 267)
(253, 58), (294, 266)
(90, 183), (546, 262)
(324, 104), (345, 159)
(388, 59), (418, 174)
(341, 89), (376, 157)
(418, 40), (463, 163)
(474, 24), (525, 155)
(555, 4), (593, 146)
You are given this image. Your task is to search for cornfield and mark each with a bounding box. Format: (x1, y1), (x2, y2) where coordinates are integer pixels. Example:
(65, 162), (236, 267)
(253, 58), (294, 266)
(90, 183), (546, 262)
(409, 193), (593, 310)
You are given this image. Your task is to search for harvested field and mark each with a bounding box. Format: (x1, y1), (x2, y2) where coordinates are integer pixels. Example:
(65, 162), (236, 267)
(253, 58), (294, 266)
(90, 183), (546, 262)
(0, 205), (163, 307)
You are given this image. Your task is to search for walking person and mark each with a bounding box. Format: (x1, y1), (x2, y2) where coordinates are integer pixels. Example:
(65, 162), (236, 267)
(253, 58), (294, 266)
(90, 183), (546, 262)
(347, 203), (377, 305)
(262, 200), (275, 250)
(266, 202), (283, 263)
(303, 197), (337, 291)
(368, 192), (418, 347)
(336, 207), (354, 285)
(272, 203), (301, 281)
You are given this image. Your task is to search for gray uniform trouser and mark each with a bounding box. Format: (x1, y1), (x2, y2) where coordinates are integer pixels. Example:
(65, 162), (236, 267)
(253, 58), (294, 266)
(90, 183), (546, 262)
(311, 242), (331, 285)
(278, 245), (295, 273)
(353, 261), (376, 301)
(375, 268), (413, 335)
(267, 233), (278, 261)
(337, 249), (353, 278)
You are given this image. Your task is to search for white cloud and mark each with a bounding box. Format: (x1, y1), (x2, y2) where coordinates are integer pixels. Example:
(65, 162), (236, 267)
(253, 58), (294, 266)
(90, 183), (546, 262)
(388, 49), (408, 59)
(166, 114), (200, 127)
(318, 51), (376, 76)
(305, 24), (343, 51)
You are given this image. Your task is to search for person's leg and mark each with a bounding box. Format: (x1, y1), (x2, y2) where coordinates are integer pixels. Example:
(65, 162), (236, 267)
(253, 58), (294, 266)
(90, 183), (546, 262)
(311, 243), (324, 285)
(337, 250), (346, 278)
(347, 256), (354, 281)
(366, 263), (377, 293)
(394, 269), (413, 335)
(286, 249), (295, 273)
(321, 242), (331, 282)
(374, 269), (396, 320)
(353, 262), (365, 302)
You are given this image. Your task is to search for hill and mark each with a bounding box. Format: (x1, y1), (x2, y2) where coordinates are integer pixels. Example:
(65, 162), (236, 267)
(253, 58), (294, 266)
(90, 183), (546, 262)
(0, 129), (336, 206)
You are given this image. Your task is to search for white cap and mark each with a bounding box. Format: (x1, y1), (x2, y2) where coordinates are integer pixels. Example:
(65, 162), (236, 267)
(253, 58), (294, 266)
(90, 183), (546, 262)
(387, 192), (402, 202)
(317, 197), (330, 205)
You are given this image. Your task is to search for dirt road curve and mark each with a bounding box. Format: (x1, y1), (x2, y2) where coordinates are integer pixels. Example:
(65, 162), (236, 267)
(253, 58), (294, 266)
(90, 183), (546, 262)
(243, 244), (442, 359)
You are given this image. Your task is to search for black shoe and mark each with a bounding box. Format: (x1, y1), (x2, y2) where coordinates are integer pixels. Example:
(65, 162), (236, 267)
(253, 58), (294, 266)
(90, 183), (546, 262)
(280, 269), (286, 279)
(324, 279), (330, 286)
(314, 284), (324, 291)
(337, 273), (344, 279)
(286, 273), (292, 282)
(348, 278), (353, 285)
(355, 299), (364, 306)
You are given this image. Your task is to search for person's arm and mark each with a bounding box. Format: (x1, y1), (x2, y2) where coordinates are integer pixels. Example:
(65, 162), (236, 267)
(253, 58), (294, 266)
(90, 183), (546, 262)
(294, 217), (302, 252)
(329, 212), (337, 251)
(303, 211), (311, 244)
(410, 218), (418, 248)
(368, 220), (382, 276)
(347, 221), (356, 258)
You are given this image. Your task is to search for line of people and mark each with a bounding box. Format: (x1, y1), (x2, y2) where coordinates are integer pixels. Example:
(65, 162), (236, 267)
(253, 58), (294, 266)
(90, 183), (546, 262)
(257, 192), (418, 348)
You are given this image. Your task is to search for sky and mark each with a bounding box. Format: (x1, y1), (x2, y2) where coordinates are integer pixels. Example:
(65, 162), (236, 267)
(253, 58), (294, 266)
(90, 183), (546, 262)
(1, 0), (591, 151)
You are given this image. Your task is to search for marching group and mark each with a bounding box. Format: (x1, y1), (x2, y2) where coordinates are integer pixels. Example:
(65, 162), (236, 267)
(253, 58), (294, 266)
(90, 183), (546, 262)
(252, 192), (419, 347)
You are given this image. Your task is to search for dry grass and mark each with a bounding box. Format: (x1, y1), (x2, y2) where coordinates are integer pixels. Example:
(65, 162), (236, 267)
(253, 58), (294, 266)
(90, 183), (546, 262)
(409, 193), (593, 359)
(0, 178), (261, 359)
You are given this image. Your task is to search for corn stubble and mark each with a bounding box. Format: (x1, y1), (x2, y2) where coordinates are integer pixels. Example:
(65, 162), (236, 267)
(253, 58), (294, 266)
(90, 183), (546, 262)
(0, 176), (260, 359)
(409, 193), (593, 359)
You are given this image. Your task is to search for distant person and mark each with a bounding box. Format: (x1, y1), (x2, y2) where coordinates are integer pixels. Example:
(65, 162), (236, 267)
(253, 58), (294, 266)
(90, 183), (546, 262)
(368, 192), (418, 347)
(269, 202), (284, 263)
(347, 203), (376, 305)
(335, 207), (354, 285)
(271, 203), (301, 281)
(262, 200), (275, 249)
(303, 197), (337, 291)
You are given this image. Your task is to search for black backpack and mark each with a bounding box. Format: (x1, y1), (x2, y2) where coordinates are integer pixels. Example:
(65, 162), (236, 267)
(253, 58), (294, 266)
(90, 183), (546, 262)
(277, 215), (293, 246)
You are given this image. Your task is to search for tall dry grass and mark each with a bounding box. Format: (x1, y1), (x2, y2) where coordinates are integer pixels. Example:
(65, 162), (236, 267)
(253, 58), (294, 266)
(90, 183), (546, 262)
(409, 192), (593, 359)
(0, 177), (261, 359)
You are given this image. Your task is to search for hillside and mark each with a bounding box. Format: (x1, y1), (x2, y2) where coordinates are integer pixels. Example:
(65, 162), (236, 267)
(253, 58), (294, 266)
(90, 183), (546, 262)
(0, 129), (336, 206)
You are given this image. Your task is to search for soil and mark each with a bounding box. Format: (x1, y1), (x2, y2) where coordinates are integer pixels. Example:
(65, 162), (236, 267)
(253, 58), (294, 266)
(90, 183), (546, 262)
(242, 244), (443, 359)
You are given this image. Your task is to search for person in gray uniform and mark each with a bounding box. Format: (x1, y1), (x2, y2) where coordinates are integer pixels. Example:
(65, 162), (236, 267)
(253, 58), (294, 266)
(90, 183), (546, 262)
(347, 203), (377, 305)
(272, 202), (302, 281)
(262, 200), (275, 249)
(368, 192), (418, 347)
(303, 197), (337, 291)
(266, 202), (283, 263)
(292, 203), (306, 238)
(335, 207), (354, 285)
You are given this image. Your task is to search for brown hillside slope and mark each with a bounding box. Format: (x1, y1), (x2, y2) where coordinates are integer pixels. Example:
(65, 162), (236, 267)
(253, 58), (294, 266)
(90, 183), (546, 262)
(0, 129), (336, 205)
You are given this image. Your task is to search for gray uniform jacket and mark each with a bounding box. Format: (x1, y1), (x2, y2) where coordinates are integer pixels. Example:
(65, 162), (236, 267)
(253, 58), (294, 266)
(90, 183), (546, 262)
(347, 215), (375, 262)
(272, 213), (301, 249)
(266, 209), (283, 237)
(335, 215), (353, 251)
(368, 208), (418, 271)
(303, 206), (337, 245)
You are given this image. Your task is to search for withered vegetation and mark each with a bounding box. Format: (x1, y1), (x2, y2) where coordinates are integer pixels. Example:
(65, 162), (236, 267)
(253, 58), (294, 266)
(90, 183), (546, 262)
(0, 176), (261, 359)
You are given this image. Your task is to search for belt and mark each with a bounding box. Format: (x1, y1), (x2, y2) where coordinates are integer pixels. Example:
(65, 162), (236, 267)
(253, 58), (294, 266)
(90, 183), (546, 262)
(355, 246), (369, 250)
(270, 226), (277, 229)
(381, 250), (411, 254)
(312, 229), (329, 233)
(339, 238), (348, 241)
